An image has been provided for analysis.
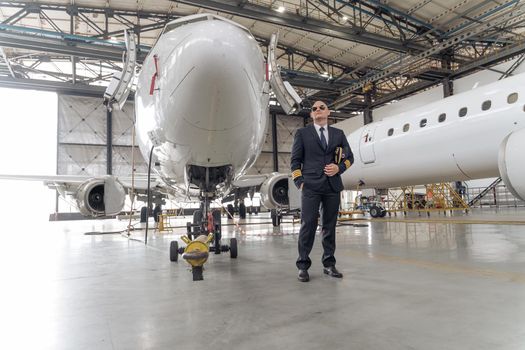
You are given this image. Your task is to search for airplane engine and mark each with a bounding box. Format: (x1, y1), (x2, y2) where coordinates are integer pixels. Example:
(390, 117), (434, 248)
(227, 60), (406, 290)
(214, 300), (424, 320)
(498, 128), (525, 201)
(260, 173), (289, 209)
(75, 176), (126, 217)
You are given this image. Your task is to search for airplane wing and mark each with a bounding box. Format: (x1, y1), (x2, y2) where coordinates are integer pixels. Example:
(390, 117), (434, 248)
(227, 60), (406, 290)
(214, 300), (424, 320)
(0, 174), (91, 185)
(0, 173), (168, 217)
(231, 174), (268, 188)
(0, 173), (162, 192)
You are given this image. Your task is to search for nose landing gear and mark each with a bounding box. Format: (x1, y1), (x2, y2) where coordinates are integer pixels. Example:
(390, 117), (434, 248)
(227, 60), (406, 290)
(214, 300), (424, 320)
(169, 208), (238, 281)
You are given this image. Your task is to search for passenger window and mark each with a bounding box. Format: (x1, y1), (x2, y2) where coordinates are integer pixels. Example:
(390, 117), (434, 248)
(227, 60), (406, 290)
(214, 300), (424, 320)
(438, 113), (446, 123)
(482, 100), (491, 111)
(458, 108), (467, 117)
(403, 123), (410, 132)
(420, 118), (427, 128)
(387, 128), (394, 136)
(508, 93), (518, 104)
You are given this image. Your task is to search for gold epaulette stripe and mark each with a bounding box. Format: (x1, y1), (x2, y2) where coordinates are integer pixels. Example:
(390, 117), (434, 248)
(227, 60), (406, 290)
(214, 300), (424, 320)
(344, 160), (351, 169)
(292, 170), (302, 179)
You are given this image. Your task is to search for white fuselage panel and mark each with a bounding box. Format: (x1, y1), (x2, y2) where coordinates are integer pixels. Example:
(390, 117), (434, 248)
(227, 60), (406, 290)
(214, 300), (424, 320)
(338, 73), (525, 189)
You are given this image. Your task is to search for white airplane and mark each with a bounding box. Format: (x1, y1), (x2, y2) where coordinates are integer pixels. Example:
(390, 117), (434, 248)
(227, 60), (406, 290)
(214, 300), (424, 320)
(332, 72), (525, 212)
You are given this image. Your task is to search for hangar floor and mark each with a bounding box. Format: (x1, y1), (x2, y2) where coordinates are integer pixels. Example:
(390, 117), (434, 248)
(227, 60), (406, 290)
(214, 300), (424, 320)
(1, 208), (524, 350)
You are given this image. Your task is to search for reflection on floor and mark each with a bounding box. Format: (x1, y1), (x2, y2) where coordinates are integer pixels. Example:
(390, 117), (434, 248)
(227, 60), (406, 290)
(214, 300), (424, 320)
(360, 208), (525, 225)
(0, 208), (524, 349)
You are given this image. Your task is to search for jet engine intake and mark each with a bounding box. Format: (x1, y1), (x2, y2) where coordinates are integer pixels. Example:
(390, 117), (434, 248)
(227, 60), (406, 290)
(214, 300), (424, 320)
(498, 128), (525, 201)
(75, 176), (126, 216)
(260, 172), (289, 209)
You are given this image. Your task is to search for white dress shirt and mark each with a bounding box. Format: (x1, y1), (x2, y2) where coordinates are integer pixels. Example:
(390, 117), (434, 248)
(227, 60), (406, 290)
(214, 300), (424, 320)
(313, 123), (329, 145)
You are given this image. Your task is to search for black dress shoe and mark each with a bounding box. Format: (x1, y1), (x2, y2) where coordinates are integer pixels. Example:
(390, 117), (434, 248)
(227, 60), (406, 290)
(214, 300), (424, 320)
(298, 269), (310, 282)
(323, 266), (343, 278)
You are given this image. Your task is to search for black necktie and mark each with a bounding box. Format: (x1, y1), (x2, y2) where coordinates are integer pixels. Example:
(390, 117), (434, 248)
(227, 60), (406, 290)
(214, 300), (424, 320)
(320, 127), (327, 150)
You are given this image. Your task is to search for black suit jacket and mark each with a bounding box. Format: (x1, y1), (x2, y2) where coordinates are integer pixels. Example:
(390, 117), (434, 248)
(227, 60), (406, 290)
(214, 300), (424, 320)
(290, 124), (353, 193)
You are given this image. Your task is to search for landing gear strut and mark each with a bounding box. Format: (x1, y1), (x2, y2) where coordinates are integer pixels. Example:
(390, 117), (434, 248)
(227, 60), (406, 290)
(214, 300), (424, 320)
(271, 208), (282, 227)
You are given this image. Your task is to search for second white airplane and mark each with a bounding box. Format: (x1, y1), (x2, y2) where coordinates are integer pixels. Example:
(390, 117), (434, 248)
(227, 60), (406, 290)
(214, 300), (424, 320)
(336, 71), (525, 203)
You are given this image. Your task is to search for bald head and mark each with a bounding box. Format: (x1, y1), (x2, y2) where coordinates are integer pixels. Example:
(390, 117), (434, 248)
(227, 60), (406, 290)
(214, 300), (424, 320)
(310, 100), (329, 126)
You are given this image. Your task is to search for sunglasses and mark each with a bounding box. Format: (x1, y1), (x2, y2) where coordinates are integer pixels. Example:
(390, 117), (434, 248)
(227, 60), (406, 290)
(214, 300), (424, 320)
(312, 105), (327, 112)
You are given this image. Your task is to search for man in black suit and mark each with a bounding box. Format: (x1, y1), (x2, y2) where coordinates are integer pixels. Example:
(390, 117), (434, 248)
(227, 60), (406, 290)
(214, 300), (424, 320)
(291, 100), (353, 282)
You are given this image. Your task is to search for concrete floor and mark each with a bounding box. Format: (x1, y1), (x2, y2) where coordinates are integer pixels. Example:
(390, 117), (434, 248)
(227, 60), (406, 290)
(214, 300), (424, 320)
(1, 208), (524, 349)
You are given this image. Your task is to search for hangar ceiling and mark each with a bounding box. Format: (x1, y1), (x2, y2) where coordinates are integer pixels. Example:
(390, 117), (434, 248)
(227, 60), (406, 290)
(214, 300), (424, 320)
(0, 0), (524, 114)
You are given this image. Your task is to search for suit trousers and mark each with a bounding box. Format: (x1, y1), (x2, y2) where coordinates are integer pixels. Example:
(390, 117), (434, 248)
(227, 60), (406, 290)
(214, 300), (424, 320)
(296, 183), (341, 270)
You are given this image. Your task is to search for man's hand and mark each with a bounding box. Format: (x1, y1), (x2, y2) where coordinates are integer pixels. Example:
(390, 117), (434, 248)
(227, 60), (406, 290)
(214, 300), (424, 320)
(324, 163), (339, 177)
(300, 183), (304, 190)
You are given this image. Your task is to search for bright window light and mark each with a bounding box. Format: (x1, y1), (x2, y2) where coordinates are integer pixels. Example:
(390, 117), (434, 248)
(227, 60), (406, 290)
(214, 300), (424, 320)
(0, 88), (57, 223)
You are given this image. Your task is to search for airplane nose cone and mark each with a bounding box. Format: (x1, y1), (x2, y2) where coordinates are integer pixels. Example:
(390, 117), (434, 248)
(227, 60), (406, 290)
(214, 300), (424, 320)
(164, 20), (264, 132)
(134, 16), (268, 180)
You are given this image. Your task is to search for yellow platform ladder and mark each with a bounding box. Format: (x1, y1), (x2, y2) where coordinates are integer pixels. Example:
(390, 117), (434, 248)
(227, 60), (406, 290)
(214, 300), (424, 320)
(157, 212), (173, 233)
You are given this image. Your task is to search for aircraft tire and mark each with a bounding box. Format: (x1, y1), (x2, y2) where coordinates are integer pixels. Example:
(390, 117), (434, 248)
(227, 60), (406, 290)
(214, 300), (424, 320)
(153, 205), (162, 223)
(271, 209), (280, 226)
(230, 238), (238, 258)
(227, 204), (234, 219)
(239, 203), (246, 219)
(369, 206), (380, 218)
(193, 209), (202, 224)
(140, 206), (148, 223)
(170, 241), (179, 262)
(193, 210), (203, 235)
(212, 209), (221, 240)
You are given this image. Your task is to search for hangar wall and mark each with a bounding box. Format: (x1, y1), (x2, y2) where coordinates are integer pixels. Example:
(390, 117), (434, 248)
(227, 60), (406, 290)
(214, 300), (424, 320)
(57, 95), (147, 177)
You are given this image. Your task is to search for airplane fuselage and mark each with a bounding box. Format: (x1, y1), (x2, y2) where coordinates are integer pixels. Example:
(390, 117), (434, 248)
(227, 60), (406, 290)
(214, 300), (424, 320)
(135, 15), (268, 194)
(338, 73), (525, 190)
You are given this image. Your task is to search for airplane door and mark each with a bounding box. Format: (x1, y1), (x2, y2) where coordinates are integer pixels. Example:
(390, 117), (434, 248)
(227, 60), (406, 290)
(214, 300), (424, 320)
(267, 33), (302, 114)
(359, 125), (377, 164)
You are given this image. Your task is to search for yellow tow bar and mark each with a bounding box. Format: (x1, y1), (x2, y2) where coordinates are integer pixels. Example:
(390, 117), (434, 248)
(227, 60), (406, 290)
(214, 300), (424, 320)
(180, 234), (214, 281)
